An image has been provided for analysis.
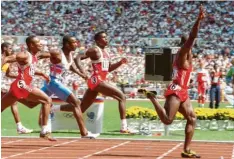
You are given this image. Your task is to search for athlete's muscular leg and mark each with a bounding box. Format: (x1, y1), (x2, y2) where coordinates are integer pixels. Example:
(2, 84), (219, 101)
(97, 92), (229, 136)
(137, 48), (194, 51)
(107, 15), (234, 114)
(80, 89), (98, 113)
(65, 93), (88, 136)
(178, 98), (196, 152)
(1, 91), (18, 112)
(147, 95), (181, 125)
(94, 82), (126, 120)
(10, 102), (21, 123)
(60, 89), (98, 113)
(26, 88), (51, 127)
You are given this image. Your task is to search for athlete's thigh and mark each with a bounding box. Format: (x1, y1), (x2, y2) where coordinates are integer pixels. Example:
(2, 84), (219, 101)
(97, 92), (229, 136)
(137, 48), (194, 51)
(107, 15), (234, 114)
(1, 91), (18, 109)
(94, 82), (124, 100)
(18, 99), (40, 108)
(80, 88), (98, 113)
(178, 98), (195, 120)
(27, 88), (51, 104)
(164, 95), (181, 120)
(49, 80), (72, 101)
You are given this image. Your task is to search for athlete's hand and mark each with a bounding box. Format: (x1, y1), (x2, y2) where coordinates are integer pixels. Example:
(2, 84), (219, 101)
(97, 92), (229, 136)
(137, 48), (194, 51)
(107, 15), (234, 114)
(44, 75), (51, 83)
(198, 5), (205, 21)
(121, 58), (127, 64)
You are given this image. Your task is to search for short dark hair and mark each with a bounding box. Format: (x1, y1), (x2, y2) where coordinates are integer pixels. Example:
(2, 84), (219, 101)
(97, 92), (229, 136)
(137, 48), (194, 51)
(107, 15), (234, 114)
(1, 42), (11, 52)
(63, 35), (73, 45)
(94, 31), (106, 41)
(26, 35), (36, 47)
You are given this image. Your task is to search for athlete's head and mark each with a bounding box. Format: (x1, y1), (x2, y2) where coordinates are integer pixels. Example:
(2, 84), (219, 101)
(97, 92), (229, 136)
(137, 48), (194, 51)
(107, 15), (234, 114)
(94, 31), (108, 47)
(199, 59), (205, 68)
(63, 35), (77, 51)
(1, 42), (12, 56)
(50, 49), (62, 64)
(26, 36), (42, 54)
(179, 34), (188, 47)
(16, 52), (29, 65)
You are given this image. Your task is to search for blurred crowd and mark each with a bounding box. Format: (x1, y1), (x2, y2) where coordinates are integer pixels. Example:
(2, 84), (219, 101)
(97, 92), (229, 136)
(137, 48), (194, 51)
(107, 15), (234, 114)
(1, 1), (234, 103)
(1, 1), (234, 52)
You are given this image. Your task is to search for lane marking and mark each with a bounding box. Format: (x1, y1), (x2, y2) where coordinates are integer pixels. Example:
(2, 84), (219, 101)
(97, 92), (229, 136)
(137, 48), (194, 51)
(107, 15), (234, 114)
(79, 141), (130, 159)
(156, 142), (183, 159)
(2, 140), (77, 159)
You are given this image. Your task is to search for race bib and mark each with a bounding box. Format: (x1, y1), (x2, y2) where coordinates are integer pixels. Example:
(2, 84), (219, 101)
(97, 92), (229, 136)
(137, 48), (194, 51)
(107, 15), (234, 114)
(29, 65), (35, 76)
(17, 80), (26, 89)
(169, 83), (181, 91)
(102, 59), (109, 71)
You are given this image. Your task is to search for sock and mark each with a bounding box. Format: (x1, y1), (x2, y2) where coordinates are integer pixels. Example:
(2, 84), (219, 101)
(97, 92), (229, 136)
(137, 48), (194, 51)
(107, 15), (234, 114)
(121, 119), (127, 130)
(16, 122), (23, 129)
(41, 125), (48, 134)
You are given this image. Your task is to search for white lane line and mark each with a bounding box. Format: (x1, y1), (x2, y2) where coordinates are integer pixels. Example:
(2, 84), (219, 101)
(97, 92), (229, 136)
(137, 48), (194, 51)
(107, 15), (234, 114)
(2, 140), (77, 159)
(156, 142), (183, 159)
(2, 139), (24, 145)
(79, 141), (130, 159)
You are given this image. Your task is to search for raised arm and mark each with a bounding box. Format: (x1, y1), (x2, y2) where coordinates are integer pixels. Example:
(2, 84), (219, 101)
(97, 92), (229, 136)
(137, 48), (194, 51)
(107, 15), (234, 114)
(178, 5), (205, 68)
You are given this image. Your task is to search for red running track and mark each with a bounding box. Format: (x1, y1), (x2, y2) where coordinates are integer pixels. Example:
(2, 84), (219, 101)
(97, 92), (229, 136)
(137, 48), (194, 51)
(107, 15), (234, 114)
(1, 137), (234, 159)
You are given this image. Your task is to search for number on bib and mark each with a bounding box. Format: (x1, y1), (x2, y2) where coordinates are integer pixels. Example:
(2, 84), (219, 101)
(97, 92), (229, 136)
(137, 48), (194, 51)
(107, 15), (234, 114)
(29, 65), (35, 76)
(102, 60), (109, 71)
(17, 80), (26, 88)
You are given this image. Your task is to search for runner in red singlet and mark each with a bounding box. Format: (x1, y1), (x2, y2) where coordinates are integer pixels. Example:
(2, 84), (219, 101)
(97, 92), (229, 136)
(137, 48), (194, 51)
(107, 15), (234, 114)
(1, 42), (33, 134)
(71, 31), (131, 133)
(1, 36), (55, 141)
(142, 5), (205, 158)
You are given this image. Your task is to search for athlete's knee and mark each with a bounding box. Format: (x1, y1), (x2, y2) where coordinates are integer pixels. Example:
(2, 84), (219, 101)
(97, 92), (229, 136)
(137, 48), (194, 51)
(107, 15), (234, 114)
(117, 92), (126, 102)
(163, 118), (174, 125)
(187, 113), (196, 125)
(42, 96), (52, 106)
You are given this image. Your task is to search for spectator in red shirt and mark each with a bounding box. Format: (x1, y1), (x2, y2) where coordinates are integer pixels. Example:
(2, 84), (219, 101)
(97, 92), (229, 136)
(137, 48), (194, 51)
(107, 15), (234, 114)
(209, 64), (222, 109)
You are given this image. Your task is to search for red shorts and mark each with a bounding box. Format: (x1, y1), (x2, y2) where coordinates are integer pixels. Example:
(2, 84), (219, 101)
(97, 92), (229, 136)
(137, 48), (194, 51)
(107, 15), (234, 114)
(164, 83), (189, 102)
(9, 79), (33, 99)
(198, 83), (207, 96)
(87, 75), (104, 90)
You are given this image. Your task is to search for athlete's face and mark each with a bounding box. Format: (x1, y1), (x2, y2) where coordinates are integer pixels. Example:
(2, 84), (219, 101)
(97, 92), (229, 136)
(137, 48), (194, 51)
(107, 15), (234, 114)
(97, 33), (108, 46)
(5, 45), (13, 56)
(31, 37), (43, 52)
(68, 37), (78, 51)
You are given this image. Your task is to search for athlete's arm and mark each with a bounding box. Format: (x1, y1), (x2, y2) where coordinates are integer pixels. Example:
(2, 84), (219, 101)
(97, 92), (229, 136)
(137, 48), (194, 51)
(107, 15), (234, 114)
(5, 64), (18, 78)
(74, 48), (98, 74)
(1, 54), (16, 67)
(109, 58), (127, 72)
(178, 5), (205, 68)
(35, 70), (50, 83)
(70, 63), (88, 80)
(37, 52), (51, 60)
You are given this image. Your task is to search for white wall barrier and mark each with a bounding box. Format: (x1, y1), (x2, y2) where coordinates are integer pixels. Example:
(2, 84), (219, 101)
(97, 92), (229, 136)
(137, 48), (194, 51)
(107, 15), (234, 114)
(48, 96), (104, 134)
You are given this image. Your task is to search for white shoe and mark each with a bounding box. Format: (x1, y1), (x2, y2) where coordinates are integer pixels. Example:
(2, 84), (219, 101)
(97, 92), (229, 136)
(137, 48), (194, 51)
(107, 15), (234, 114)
(81, 131), (99, 139)
(17, 126), (33, 134)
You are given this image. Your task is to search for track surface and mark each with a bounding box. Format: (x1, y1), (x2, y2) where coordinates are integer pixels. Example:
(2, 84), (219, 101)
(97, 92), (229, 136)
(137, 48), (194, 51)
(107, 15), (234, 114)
(1, 137), (234, 159)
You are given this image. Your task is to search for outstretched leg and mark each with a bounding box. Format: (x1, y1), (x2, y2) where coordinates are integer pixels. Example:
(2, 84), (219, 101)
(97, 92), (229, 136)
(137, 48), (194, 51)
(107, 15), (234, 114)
(147, 94), (181, 125)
